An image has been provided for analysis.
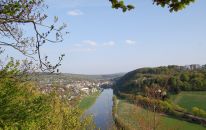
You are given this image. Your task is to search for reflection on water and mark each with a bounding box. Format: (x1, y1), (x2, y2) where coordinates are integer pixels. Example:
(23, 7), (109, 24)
(85, 89), (114, 130)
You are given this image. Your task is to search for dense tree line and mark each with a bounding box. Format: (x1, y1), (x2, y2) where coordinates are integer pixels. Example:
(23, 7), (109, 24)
(115, 65), (206, 94)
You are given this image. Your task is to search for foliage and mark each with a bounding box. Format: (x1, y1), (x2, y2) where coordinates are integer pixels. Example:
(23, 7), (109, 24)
(0, 0), (66, 72)
(192, 107), (206, 118)
(153, 0), (196, 12)
(109, 0), (135, 12)
(118, 92), (186, 115)
(0, 62), (95, 130)
(115, 65), (206, 94)
(109, 0), (196, 12)
(203, 65), (206, 69)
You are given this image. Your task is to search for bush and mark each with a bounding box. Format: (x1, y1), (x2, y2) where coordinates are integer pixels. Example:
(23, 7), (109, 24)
(0, 62), (95, 130)
(192, 107), (206, 118)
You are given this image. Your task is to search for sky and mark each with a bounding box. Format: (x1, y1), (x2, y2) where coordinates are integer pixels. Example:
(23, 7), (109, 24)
(4, 0), (206, 74)
(40, 0), (206, 74)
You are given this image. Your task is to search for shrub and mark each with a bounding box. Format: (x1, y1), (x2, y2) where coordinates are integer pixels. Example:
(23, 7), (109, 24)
(0, 62), (95, 130)
(192, 107), (206, 118)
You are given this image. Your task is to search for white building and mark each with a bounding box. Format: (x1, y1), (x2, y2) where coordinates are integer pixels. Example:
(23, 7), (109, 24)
(81, 87), (89, 94)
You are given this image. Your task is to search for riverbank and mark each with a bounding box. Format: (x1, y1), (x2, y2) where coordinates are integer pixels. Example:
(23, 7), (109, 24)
(113, 97), (206, 130)
(78, 92), (100, 111)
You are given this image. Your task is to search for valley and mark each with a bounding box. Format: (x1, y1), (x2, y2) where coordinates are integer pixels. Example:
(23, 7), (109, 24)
(80, 64), (206, 129)
(1, 1), (206, 129)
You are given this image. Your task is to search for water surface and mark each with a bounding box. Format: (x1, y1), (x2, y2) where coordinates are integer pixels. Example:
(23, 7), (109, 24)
(85, 89), (114, 130)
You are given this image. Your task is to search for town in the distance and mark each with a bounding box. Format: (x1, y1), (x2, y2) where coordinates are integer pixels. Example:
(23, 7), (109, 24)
(35, 64), (205, 102)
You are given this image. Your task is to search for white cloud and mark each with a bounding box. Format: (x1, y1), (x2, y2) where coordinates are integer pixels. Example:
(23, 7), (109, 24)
(72, 40), (116, 52)
(82, 40), (97, 46)
(125, 40), (136, 45)
(74, 43), (82, 47)
(103, 41), (115, 46)
(70, 48), (96, 52)
(67, 9), (83, 16)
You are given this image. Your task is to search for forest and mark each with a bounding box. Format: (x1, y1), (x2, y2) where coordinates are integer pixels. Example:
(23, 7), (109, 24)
(115, 65), (206, 94)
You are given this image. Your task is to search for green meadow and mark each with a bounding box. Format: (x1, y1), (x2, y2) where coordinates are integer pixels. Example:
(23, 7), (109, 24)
(170, 91), (206, 112)
(116, 100), (206, 130)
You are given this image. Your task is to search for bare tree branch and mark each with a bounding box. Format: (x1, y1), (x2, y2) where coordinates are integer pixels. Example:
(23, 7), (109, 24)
(0, 0), (66, 73)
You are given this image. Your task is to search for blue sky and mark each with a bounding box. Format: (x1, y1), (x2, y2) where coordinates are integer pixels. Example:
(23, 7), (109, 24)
(36, 0), (206, 74)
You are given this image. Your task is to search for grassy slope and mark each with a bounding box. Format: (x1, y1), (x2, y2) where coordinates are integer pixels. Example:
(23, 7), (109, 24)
(78, 92), (99, 111)
(116, 100), (206, 130)
(161, 116), (206, 130)
(170, 91), (206, 112)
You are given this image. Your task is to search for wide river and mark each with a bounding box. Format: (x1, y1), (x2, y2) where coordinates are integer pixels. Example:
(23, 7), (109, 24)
(85, 88), (114, 130)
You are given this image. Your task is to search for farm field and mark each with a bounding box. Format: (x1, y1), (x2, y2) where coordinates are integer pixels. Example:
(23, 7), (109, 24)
(170, 91), (206, 112)
(116, 100), (206, 130)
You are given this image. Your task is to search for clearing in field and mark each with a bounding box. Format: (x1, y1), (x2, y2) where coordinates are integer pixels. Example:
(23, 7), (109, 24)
(170, 91), (206, 112)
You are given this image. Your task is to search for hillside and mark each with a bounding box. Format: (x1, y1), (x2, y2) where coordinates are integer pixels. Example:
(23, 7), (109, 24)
(115, 64), (206, 94)
(32, 72), (125, 82)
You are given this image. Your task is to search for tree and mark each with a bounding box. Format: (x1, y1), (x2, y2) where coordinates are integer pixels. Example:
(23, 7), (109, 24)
(180, 73), (189, 82)
(0, 61), (95, 129)
(168, 77), (181, 94)
(0, 0), (67, 72)
(109, 0), (135, 12)
(0, 2), (95, 129)
(192, 107), (206, 118)
(109, 0), (196, 12)
(203, 64), (206, 70)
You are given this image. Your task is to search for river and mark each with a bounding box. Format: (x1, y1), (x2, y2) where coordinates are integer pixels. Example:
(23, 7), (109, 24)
(85, 88), (114, 130)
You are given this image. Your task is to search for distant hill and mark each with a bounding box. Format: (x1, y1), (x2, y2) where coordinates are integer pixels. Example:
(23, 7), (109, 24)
(114, 64), (206, 94)
(32, 72), (125, 82)
(62, 73), (125, 80)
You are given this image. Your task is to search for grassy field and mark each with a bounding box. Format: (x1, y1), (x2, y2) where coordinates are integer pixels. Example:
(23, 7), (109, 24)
(78, 92), (99, 111)
(116, 100), (206, 130)
(170, 91), (206, 112)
